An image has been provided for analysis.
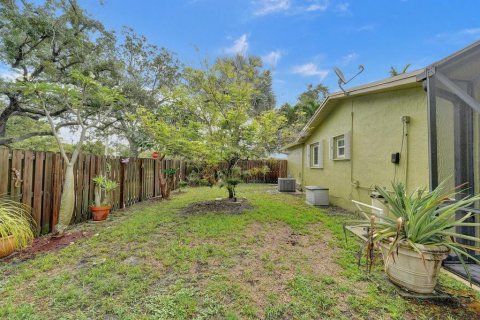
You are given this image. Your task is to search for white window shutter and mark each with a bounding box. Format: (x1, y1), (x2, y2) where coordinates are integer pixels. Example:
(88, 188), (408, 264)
(344, 131), (352, 160)
(306, 144), (311, 166)
(318, 140), (324, 168)
(329, 137), (334, 160)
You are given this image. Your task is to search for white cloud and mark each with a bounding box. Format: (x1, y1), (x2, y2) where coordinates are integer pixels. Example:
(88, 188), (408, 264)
(434, 28), (480, 44)
(224, 34), (249, 56)
(292, 63), (328, 79)
(356, 25), (375, 32)
(262, 50), (283, 67)
(461, 28), (480, 35)
(253, 0), (328, 16)
(305, 4), (326, 11)
(342, 52), (358, 66)
(254, 0), (291, 16)
(304, 0), (328, 12)
(335, 2), (350, 14)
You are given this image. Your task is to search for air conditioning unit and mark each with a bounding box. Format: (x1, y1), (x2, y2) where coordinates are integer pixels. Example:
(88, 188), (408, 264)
(305, 186), (329, 206)
(278, 178), (296, 192)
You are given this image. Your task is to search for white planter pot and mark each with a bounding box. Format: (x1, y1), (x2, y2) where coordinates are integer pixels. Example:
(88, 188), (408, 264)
(379, 241), (450, 294)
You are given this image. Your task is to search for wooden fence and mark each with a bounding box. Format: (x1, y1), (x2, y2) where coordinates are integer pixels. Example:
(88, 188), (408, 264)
(0, 147), (287, 236)
(0, 148), (187, 235)
(235, 159), (287, 183)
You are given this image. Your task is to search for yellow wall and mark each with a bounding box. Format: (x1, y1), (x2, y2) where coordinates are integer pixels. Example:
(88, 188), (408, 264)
(285, 145), (304, 188)
(287, 86), (429, 211)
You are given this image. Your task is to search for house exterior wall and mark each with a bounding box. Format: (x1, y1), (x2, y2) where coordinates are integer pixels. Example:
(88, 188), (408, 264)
(285, 144), (304, 188)
(288, 86), (429, 211)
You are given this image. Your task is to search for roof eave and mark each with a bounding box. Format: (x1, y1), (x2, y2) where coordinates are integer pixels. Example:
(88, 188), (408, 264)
(283, 69), (425, 149)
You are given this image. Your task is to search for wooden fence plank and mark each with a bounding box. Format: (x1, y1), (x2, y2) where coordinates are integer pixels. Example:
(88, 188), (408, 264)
(51, 153), (62, 230)
(21, 150), (34, 207)
(32, 152), (45, 235)
(81, 154), (91, 220)
(0, 148), (10, 196)
(41, 153), (53, 234)
(10, 150), (23, 200)
(74, 154), (84, 223)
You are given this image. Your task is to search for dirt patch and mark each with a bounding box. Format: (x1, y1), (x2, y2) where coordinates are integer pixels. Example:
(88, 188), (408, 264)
(180, 198), (253, 215)
(323, 205), (355, 217)
(218, 222), (342, 313)
(2, 231), (90, 262)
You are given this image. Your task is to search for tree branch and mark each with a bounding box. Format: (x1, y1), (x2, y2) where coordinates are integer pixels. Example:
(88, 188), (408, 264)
(0, 131), (53, 146)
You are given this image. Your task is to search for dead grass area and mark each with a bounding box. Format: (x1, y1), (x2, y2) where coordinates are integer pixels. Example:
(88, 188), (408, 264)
(228, 222), (340, 313)
(1, 230), (91, 263)
(180, 197), (253, 215)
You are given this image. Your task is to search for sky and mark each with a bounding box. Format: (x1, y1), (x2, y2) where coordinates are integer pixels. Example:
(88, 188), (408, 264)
(77, 0), (480, 106)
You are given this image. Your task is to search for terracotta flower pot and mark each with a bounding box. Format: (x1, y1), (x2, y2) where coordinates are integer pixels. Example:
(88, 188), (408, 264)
(90, 205), (112, 221)
(380, 241), (450, 293)
(0, 235), (17, 258)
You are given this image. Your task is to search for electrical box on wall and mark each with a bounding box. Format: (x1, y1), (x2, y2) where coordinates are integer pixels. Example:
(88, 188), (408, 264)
(391, 152), (400, 164)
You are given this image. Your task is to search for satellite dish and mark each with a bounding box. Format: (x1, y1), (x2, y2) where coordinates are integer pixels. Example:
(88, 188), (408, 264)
(333, 65), (365, 95)
(334, 67), (346, 84)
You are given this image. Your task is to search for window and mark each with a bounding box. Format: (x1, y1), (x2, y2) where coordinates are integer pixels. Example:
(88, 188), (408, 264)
(336, 136), (345, 158)
(329, 132), (351, 160)
(310, 143), (319, 167)
(309, 141), (323, 168)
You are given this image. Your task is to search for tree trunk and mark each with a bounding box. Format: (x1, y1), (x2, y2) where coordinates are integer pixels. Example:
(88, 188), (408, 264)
(56, 163), (75, 234)
(227, 186), (235, 199)
(94, 185), (101, 207)
(128, 140), (140, 157)
(0, 100), (17, 143)
(166, 174), (175, 199)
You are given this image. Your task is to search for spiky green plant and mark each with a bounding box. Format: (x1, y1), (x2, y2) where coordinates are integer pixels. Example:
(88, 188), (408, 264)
(348, 181), (480, 281)
(92, 175), (119, 206)
(0, 199), (35, 249)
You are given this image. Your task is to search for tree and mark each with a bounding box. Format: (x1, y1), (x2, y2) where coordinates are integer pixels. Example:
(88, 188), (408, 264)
(5, 116), (58, 150)
(112, 28), (181, 157)
(19, 71), (122, 234)
(137, 102), (205, 199)
(296, 83), (328, 118)
(219, 55), (276, 116)
(179, 57), (285, 199)
(389, 64), (411, 77)
(0, 0), (112, 145)
(279, 83), (329, 146)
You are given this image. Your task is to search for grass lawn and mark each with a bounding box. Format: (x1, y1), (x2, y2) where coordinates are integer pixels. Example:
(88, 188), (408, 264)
(1, 184), (479, 319)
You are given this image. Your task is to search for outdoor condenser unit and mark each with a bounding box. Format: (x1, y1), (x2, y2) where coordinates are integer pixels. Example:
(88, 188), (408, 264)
(278, 178), (296, 192)
(305, 186), (329, 206)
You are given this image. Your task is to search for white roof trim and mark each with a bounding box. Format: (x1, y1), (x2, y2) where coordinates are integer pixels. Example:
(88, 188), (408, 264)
(283, 69), (425, 150)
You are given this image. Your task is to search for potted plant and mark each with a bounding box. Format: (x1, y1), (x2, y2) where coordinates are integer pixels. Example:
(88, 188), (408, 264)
(0, 199), (35, 258)
(90, 175), (118, 221)
(349, 182), (480, 293)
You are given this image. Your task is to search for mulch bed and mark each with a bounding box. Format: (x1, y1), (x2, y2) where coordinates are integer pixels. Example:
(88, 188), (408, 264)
(1, 231), (90, 262)
(180, 198), (253, 215)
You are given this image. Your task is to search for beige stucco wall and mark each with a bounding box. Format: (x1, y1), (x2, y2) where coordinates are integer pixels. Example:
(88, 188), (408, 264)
(285, 145), (304, 188)
(287, 86), (429, 211)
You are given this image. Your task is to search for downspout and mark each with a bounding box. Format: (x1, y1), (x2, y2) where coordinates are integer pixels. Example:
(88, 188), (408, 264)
(404, 118), (410, 188)
(301, 143), (305, 190)
(350, 103), (354, 187)
(350, 100), (358, 200)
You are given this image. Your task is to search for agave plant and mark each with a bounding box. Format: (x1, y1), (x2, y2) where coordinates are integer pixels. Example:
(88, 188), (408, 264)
(0, 199), (35, 249)
(349, 181), (480, 280)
